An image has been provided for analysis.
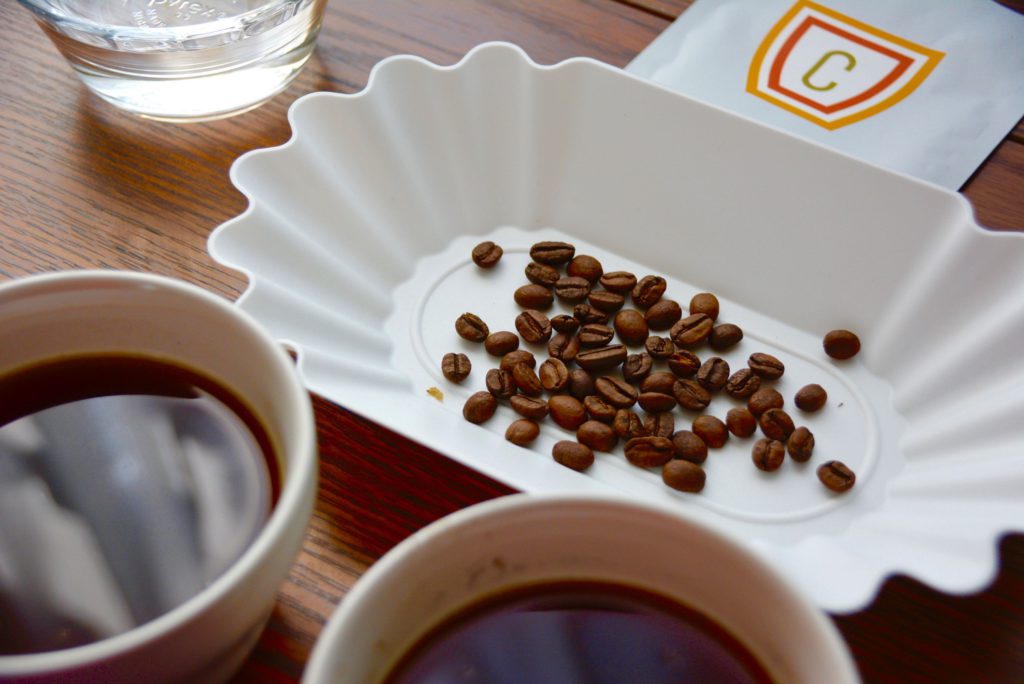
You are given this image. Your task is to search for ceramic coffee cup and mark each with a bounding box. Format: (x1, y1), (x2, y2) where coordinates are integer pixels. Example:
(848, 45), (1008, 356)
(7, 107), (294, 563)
(0, 271), (317, 684)
(303, 493), (860, 684)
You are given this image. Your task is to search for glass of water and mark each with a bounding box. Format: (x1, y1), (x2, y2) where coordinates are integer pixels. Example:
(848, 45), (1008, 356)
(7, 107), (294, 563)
(17, 0), (328, 122)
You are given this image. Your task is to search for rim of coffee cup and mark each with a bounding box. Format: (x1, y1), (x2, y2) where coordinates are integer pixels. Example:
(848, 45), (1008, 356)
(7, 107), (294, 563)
(302, 491), (860, 684)
(0, 270), (318, 676)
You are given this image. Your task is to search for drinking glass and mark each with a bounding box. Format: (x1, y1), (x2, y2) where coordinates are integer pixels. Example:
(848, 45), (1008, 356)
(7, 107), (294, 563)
(17, 0), (329, 122)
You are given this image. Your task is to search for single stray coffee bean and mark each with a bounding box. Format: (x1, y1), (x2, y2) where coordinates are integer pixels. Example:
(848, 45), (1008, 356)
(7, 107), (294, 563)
(823, 329), (861, 360)
(787, 427), (815, 462)
(725, 408), (757, 438)
(752, 438), (785, 472)
(552, 440), (594, 471)
(624, 436), (675, 468)
(577, 420), (618, 452)
(818, 460), (856, 492)
(463, 391), (497, 424)
(441, 352), (471, 383)
(530, 241), (576, 265)
(455, 313), (489, 342)
(795, 384), (828, 412)
(671, 430), (708, 464)
(472, 241), (503, 268)
(484, 331), (519, 357)
(662, 460), (706, 493)
(505, 419), (539, 446)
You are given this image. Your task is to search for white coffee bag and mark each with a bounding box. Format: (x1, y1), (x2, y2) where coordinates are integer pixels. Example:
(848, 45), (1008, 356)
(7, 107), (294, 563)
(628, 0), (1024, 189)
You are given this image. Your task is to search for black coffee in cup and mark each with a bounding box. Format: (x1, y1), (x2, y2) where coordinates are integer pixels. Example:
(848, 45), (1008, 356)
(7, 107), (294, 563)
(0, 354), (278, 655)
(383, 580), (773, 684)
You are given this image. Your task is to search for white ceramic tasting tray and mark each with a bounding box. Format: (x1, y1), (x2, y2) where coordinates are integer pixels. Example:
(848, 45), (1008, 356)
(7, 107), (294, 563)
(209, 43), (1024, 612)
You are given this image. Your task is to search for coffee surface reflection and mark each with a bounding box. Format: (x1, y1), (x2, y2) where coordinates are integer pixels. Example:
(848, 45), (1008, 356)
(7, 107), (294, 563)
(384, 581), (774, 684)
(0, 356), (276, 655)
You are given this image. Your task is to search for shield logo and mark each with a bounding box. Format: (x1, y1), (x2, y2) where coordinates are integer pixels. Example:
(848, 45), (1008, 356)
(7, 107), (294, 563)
(747, 0), (944, 130)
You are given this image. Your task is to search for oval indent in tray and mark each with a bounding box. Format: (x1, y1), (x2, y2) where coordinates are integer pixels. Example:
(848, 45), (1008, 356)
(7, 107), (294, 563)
(393, 227), (896, 533)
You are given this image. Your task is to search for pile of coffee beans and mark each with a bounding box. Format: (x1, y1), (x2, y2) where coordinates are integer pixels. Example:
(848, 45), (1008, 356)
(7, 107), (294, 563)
(446, 239), (858, 495)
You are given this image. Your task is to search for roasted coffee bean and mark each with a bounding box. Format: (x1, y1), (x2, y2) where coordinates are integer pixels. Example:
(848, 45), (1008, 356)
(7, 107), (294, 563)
(613, 409), (648, 440)
(471, 241), (503, 268)
(568, 369), (596, 399)
(567, 255), (604, 282)
(644, 412), (675, 438)
(551, 314), (581, 334)
(624, 436), (675, 468)
(584, 395), (617, 423)
(632, 276), (667, 308)
(455, 312), (489, 342)
(638, 391), (676, 413)
(548, 333), (580, 363)
(645, 336), (675, 359)
(692, 415), (728, 448)
(670, 314), (713, 346)
(759, 408), (795, 441)
(666, 350), (701, 377)
(673, 379), (711, 411)
(725, 368), (761, 398)
(573, 303), (610, 325)
(484, 331), (520, 356)
(530, 241), (575, 265)
(539, 358), (570, 392)
(500, 350), (535, 373)
(645, 299), (682, 330)
(587, 290), (625, 313)
(599, 271), (637, 294)
(505, 419), (540, 446)
(795, 384), (828, 412)
(525, 261), (560, 287)
(486, 368), (516, 399)
(441, 353), (471, 383)
(622, 352), (653, 383)
(671, 430), (708, 464)
(788, 427), (815, 462)
(553, 276), (591, 303)
(747, 387), (783, 417)
(748, 352), (785, 380)
(823, 329), (861, 360)
(640, 370), (677, 395)
(696, 357), (730, 392)
(576, 344), (627, 371)
(689, 292), (720, 321)
(510, 395), (549, 420)
(514, 283), (554, 310)
(515, 310), (552, 344)
(725, 408), (757, 438)
(552, 440), (594, 471)
(752, 438), (785, 472)
(709, 323), (743, 350)
(577, 420), (618, 452)
(818, 460), (856, 492)
(463, 391), (497, 424)
(578, 324), (615, 347)
(549, 395), (587, 430)
(662, 460), (706, 493)
(614, 309), (649, 346)
(512, 363), (543, 397)
(595, 376), (638, 409)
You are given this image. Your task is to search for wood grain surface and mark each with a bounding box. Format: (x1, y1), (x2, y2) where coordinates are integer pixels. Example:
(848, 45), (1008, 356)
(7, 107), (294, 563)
(0, 1), (1021, 682)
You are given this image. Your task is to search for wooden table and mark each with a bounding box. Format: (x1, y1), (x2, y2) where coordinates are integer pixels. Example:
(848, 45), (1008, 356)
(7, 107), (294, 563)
(2, 1), (1022, 682)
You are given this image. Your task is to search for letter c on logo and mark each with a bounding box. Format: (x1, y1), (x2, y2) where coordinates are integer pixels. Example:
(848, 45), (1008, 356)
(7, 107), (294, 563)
(801, 50), (857, 91)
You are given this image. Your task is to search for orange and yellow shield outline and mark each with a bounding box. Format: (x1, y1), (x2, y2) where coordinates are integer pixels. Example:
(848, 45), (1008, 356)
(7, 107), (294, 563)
(747, 0), (944, 130)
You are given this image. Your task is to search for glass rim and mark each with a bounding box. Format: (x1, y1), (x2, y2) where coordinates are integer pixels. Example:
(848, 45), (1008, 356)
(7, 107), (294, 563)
(16, 0), (314, 41)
